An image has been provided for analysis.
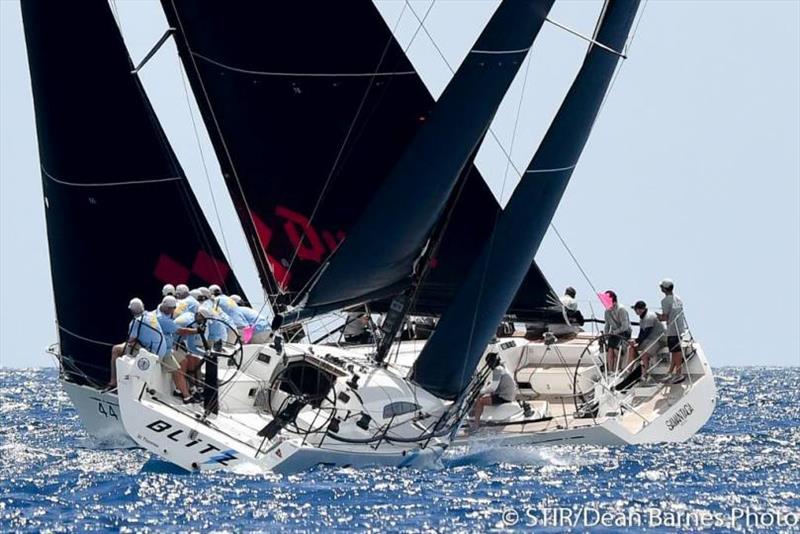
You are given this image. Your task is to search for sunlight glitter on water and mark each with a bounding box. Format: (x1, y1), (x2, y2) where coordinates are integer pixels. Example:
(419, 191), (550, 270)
(0, 367), (798, 532)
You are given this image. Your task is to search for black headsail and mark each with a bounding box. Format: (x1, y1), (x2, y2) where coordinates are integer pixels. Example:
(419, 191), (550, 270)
(162, 0), (565, 322)
(282, 0), (555, 323)
(412, 0), (641, 399)
(162, 1), (434, 302)
(22, 0), (244, 385)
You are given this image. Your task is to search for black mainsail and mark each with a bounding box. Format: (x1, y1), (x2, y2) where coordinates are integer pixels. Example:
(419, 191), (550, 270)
(412, 0), (642, 399)
(162, 0), (565, 322)
(21, 0), (244, 385)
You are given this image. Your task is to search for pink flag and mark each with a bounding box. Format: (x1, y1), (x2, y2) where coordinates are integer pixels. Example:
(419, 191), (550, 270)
(241, 325), (254, 344)
(597, 291), (613, 310)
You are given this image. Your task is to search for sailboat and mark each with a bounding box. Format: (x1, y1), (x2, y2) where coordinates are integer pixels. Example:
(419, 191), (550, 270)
(22, 0), (715, 471)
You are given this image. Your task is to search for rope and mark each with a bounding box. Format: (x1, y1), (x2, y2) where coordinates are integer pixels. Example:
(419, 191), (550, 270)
(549, 223), (601, 298)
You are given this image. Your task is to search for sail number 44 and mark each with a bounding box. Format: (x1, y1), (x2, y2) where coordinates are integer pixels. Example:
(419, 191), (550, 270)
(91, 397), (119, 419)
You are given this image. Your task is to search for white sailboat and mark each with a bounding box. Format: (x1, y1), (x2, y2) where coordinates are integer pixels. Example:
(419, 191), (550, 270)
(22, 0), (715, 473)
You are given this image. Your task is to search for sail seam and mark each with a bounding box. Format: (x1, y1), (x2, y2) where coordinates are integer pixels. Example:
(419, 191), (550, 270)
(524, 163), (578, 174)
(471, 47), (531, 55)
(42, 166), (181, 187)
(192, 52), (416, 77)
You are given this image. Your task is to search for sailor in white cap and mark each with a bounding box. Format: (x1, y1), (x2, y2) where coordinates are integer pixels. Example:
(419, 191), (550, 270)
(209, 284), (222, 297)
(657, 279), (688, 382)
(162, 284), (176, 297)
(230, 294), (243, 305)
(175, 284), (190, 299)
(107, 298), (166, 389)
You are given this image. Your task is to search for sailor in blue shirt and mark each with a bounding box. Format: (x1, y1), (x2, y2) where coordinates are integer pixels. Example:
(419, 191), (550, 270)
(237, 304), (272, 344)
(200, 297), (235, 346)
(108, 297), (150, 388)
(128, 306), (167, 358)
(171, 310), (206, 404)
(175, 287), (200, 316)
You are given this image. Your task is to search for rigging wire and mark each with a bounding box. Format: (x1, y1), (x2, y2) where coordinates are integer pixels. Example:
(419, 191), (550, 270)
(167, 0), (278, 307)
(283, 1), (436, 303)
(176, 56), (234, 268)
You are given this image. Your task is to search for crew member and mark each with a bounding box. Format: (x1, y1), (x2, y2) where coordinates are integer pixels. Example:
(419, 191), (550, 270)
(107, 298), (166, 388)
(628, 301), (667, 381)
(162, 284), (176, 298)
(603, 290), (631, 374)
(156, 296), (201, 392)
(471, 353), (518, 429)
(549, 286), (581, 337)
(657, 279), (688, 382)
(235, 304), (272, 344)
(343, 311), (371, 344)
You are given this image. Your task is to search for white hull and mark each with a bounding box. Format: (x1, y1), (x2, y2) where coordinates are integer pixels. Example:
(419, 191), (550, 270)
(60, 379), (137, 448)
(457, 334), (717, 448)
(116, 342), (453, 474)
(60, 330), (716, 461)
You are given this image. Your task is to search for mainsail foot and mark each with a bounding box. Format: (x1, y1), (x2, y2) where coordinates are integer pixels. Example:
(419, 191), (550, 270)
(116, 342), (457, 474)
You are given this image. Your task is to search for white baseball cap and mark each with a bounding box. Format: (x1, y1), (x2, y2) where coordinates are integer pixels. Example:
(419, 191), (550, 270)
(128, 298), (145, 315)
(230, 294), (242, 305)
(659, 278), (674, 290)
(198, 287), (211, 299)
(175, 284), (190, 298)
(196, 307), (213, 320)
(162, 284), (176, 297)
(189, 289), (202, 299)
(209, 284), (222, 296)
(161, 295), (178, 308)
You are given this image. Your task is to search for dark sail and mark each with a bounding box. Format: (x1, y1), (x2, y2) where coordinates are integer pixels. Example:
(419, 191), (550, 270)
(162, 1), (434, 301)
(403, 170), (565, 322)
(286, 0), (555, 321)
(412, 0), (641, 399)
(162, 0), (566, 321)
(22, 0), (244, 385)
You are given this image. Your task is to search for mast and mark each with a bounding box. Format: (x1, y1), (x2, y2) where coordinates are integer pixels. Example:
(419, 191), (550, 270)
(412, 0), (642, 399)
(279, 0), (556, 325)
(21, 0), (244, 385)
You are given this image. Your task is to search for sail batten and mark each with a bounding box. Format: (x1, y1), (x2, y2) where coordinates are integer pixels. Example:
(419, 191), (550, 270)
(412, 0), (642, 400)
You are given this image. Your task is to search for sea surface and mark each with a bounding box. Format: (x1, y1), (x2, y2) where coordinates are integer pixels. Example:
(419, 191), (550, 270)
(1, 367), (798, 533)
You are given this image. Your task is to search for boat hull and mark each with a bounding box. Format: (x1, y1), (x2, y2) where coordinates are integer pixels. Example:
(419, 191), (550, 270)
(60, 379), (137, 448)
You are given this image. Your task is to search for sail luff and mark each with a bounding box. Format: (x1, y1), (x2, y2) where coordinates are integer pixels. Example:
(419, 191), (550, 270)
(412, 0), (642, 399)
(284, 0), (556, 322)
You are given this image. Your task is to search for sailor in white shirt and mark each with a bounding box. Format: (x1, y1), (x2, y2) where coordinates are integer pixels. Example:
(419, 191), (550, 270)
(657, 279), (689, 381)
(471, 353), (518, 429)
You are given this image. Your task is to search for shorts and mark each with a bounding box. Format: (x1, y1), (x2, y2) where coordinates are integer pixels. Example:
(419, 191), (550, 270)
(491, 394), (512, 405)
(606, 330), (631, 349)
(667, 336), (681, 353)
(160, 350), (185, 373)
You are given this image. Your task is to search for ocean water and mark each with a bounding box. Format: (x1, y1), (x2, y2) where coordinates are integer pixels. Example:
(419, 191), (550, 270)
(1, 368), (798, 533)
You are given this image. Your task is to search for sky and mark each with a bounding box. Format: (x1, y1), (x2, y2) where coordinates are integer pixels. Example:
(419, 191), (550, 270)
(1, 0), (798, 368)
